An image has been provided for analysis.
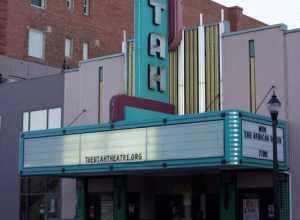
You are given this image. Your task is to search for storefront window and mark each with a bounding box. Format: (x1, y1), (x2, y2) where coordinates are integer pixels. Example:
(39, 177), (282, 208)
(20, 177), (60, 220)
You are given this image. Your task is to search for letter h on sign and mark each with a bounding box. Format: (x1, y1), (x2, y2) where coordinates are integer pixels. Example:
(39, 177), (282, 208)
(148, 65), (165, 92)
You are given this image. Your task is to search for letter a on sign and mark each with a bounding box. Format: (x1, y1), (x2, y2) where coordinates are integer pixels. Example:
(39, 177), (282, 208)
(149, 33), (166, 58)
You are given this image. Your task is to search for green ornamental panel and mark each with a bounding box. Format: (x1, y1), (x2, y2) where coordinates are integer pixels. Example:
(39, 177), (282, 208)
(219, 173), (237, 220)
(75, 179), (86, 220)
(113, 176), (127, 220)
(279, 174), (290, 220)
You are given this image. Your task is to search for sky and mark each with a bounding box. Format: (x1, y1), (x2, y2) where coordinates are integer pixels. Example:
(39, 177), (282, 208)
(214, 0), (300, 29)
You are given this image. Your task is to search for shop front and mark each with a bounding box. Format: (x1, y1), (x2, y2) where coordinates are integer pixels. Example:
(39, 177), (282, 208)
(19, 110), (289, 220)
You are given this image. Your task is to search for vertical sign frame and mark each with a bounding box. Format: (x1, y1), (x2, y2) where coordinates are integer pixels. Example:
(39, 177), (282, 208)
(135, 0), (169, 103)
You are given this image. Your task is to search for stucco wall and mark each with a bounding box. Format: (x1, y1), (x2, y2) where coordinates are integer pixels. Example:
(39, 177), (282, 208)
(64, 54), (125, 126)
(0, 55), (61, 79)
(222, 25), (288, 120)
(286, 30), (300, 220)
(62, 54), (125, 219)
(0, 74), (64, 220)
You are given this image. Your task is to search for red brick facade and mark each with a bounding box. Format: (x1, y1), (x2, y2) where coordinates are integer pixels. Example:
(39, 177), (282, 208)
(0, 0), (8, 55)
(0, 0), (265, 69)
(182, 0), (265, 30)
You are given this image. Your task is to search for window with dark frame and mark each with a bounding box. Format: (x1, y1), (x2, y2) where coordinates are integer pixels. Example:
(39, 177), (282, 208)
(20, 177), (60, 220)
(22, 108), (62, 132)
(249, 39), (256, 113)
(83, 0), (90, 16)
(31, 0), (45, 8)
(66, 0), (74, 11)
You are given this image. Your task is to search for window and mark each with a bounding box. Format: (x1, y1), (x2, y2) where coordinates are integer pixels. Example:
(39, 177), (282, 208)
(23, 112), (29, 132)
(83, 0), (89, 16)
(31, 0), (46, 8)
(30, 110), (47, 131)
(249, 39), (256, 113)
(83, 42), (89, 60)
(21, 177), (59, 220)
(98, 66), (103, 122)
(23, 108), (62, 132)
(66, 0), (74, 11)
(65, 38), (73, 58)
(48, 108), (62, 129)
(28, 29), (44, 59)
(249, 40), (255, 58)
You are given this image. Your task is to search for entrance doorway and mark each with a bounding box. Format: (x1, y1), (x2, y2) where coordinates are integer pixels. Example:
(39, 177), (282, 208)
(238, 188), (274, 220)
(127, 193), (140, 220)
(86, 193), (114, 220)
(155, 195), (184, 220)
(192, 194), (220, 220)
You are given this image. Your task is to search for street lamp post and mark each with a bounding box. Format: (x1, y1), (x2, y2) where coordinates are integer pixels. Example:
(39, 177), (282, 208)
(267, 90), (282, 220)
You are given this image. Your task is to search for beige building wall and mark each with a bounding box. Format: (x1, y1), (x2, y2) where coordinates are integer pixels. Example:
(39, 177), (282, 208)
(222, 24), (288, 120)
(61, 53), (125, 220)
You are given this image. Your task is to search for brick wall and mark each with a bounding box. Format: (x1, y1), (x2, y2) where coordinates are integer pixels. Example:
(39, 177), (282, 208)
(0, 0), (7, 55)
(2, 0), (264, 69)
(5, 0), (133, 68)
(182, 0), (265, 31)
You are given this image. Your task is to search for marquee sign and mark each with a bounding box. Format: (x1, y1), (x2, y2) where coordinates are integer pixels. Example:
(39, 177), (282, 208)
(23, 121), (224, 168)
(19, 110), (288, 176)
(135, 0), (169, 103)
(242, 121), (284, 161)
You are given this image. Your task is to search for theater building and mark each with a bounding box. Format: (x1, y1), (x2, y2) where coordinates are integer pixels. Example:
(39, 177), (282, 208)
(16, 1), (298, 220)
(0, 1), (298, 220)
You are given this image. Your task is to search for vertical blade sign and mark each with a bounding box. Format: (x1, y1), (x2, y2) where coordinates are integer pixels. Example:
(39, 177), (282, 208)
(135, 0), (169, 103)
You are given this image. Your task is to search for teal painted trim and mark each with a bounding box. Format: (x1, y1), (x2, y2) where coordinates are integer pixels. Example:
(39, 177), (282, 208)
(283, 123), (289, 169)
(226, 111), (242, 165)
(20, 157), (224, 176)
(113, 176), (126, 220)
(19, 134), (25, 173)
(224, 111), (242, 165)
(222, 24), (287, 38)
(220, 174), (237, 220)
(20, 110), (289, 175)
(134, 0), (169, 103)
(124, 106), (173, 122)
(241, 157), (288, 170)
(75, 179), (86, 220)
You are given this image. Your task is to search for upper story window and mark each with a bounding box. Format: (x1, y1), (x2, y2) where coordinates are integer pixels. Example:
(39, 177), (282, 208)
(23, 108), (62, 132)
(65, 38), (73, 58)
(66, 0), (74, 11)
(31, 0), (46, 9)
(83, 42), (89, 60)
(28, 29), (45, 59)
(83, 0), (89, 16)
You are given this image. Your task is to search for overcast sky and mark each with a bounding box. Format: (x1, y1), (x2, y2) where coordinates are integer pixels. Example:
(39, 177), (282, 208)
(214, 0), (300, 29)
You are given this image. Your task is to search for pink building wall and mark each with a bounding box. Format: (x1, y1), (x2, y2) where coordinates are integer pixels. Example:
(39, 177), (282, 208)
(64, 53), (125, 126)
(286, 29), (300, 220)
(222, 25), (288, 120)
(223, 24), (300, 220)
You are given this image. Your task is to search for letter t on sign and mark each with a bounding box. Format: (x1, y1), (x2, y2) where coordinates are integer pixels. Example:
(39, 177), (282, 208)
(149, 0), (166, 25)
